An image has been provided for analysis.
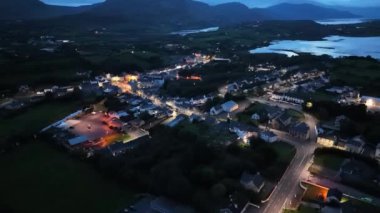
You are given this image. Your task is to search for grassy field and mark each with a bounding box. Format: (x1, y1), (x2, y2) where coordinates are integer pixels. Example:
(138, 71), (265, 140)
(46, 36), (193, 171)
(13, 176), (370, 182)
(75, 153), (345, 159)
(313, 154), (345, 171)
(271, 142), (297, 164)
(0, 101), (82, 141)
(0, 142), (134, 213)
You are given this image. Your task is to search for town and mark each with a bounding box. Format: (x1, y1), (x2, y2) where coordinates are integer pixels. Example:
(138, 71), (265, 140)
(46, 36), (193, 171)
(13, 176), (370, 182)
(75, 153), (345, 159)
(2, 46), (379, 213)
(1, 1), (380, 212)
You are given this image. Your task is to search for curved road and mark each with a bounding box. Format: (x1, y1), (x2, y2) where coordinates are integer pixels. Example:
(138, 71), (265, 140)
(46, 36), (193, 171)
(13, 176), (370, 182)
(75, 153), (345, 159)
(246, 98), (319, 213)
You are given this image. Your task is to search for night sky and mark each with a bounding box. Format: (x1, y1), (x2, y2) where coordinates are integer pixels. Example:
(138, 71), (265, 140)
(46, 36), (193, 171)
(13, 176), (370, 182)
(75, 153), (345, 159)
(41, 0), (380, 7)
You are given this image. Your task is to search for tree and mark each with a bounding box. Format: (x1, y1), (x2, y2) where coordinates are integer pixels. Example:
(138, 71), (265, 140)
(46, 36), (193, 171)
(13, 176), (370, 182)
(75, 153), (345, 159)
(211, 183), (227, 199)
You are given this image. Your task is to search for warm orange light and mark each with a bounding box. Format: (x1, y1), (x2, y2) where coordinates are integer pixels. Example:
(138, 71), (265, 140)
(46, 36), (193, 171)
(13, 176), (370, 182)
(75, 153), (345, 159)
(125, 74), (138, 82)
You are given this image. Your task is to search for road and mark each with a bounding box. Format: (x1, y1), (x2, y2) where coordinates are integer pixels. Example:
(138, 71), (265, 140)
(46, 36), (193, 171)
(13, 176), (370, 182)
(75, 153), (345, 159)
(245, 98), (318, 213)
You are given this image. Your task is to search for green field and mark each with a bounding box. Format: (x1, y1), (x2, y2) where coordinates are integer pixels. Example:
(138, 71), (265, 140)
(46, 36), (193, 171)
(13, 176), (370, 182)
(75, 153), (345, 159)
(0, 142), (134, 213)
(0, 101), (82, 141)
(313, 154), (345, 171)
(271, 142), (297, 164)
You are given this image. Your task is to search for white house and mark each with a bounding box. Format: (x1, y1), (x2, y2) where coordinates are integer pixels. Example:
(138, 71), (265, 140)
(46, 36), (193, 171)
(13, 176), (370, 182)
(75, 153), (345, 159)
(221, 101), (239, 113)
(210, 105), (223, 115)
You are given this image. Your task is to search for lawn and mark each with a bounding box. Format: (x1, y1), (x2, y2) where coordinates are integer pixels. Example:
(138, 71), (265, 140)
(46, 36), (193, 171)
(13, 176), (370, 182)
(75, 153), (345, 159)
(313, 154), (345, 171)
(0, 142), (134, 213)
(271, 142), (297, 163)
(0, 100), (82, 141)
(285, 109), (305, 120)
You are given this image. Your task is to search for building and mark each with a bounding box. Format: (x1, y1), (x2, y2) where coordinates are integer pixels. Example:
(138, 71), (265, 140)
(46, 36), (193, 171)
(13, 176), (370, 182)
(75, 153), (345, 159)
(229, 122), (257, 143)
(271, 113), (292, 130)
(166, 114), (187, 128)
(361, 96), (380, 108)
(240, 171), (265, 193)
(251, 113), (261, 121)
(259, 131), (278, 143)
(67, 135), (88, 146)
(345, 136), (365, 154)
(210, 105), (224, 115)
(226, 83), (239, 93)
(289, 122), (310, 140)
(221, 101), (239, 113)
(265, 106), (283, 120)
(317, 134), (337, 148)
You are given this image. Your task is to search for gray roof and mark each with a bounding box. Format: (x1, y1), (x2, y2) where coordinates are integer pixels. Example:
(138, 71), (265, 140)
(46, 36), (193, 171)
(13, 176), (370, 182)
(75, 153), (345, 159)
(278, 113), (292, 124)
(222, 101), (238, 111)
(291, 122), (310, 134)
(68, 135), (88, 146)
(346, 136), (365, 147)
(241, 172), (265, 188)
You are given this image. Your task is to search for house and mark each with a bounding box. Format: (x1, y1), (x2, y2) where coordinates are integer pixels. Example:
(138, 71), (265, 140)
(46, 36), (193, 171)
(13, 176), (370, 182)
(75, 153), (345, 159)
(107, 142), (130, 157)
(265, 106), (283, 120)
(240, 171), (265, 193)
(166, 114), (187, 128)
(260, 131), (278, 143)
(317, 134), (337, 148)
(226, 83), (239, 93)
(326, 188), (343, 204)
(345, 136), (365, 154)
(210, 105), (224, 115)
(189, 114), (203, 123)
(272, 113), (292, 130)
(222, 101), (239, 113)
(67, 135), (88, 146)
(289, 122), (310, 140)
(229, 122), (258, 143)
(251, 113), (261, 121)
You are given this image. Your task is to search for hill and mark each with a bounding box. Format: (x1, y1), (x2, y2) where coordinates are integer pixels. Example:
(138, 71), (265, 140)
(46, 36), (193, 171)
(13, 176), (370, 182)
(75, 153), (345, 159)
(0, 0), (95, 20)
(261, 3), (358, 20)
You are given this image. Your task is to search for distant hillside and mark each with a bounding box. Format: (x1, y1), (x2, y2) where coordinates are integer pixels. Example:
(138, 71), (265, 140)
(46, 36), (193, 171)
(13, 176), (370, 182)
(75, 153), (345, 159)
(0, 0), (95, 20)
(340, 7), (380, 19)
(260, 3), (359, 20)
(85, 0), (357, 26)
(0, 0), (359, 28)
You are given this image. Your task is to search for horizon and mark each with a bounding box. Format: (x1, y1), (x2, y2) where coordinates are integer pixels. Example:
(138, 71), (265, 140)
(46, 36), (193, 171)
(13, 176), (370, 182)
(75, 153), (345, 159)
(40, 0), (380, 7)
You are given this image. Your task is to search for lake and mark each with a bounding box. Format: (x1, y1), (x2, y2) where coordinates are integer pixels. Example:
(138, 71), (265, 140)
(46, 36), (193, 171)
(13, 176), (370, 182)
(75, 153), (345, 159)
(170, 27), (219, 36)
(249, 36), (380, 59)
(315, 18), (368, 25)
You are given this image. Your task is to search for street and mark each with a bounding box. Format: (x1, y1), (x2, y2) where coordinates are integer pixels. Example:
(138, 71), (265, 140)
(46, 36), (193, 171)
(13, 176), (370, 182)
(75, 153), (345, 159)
(245, 98), (318, 213)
